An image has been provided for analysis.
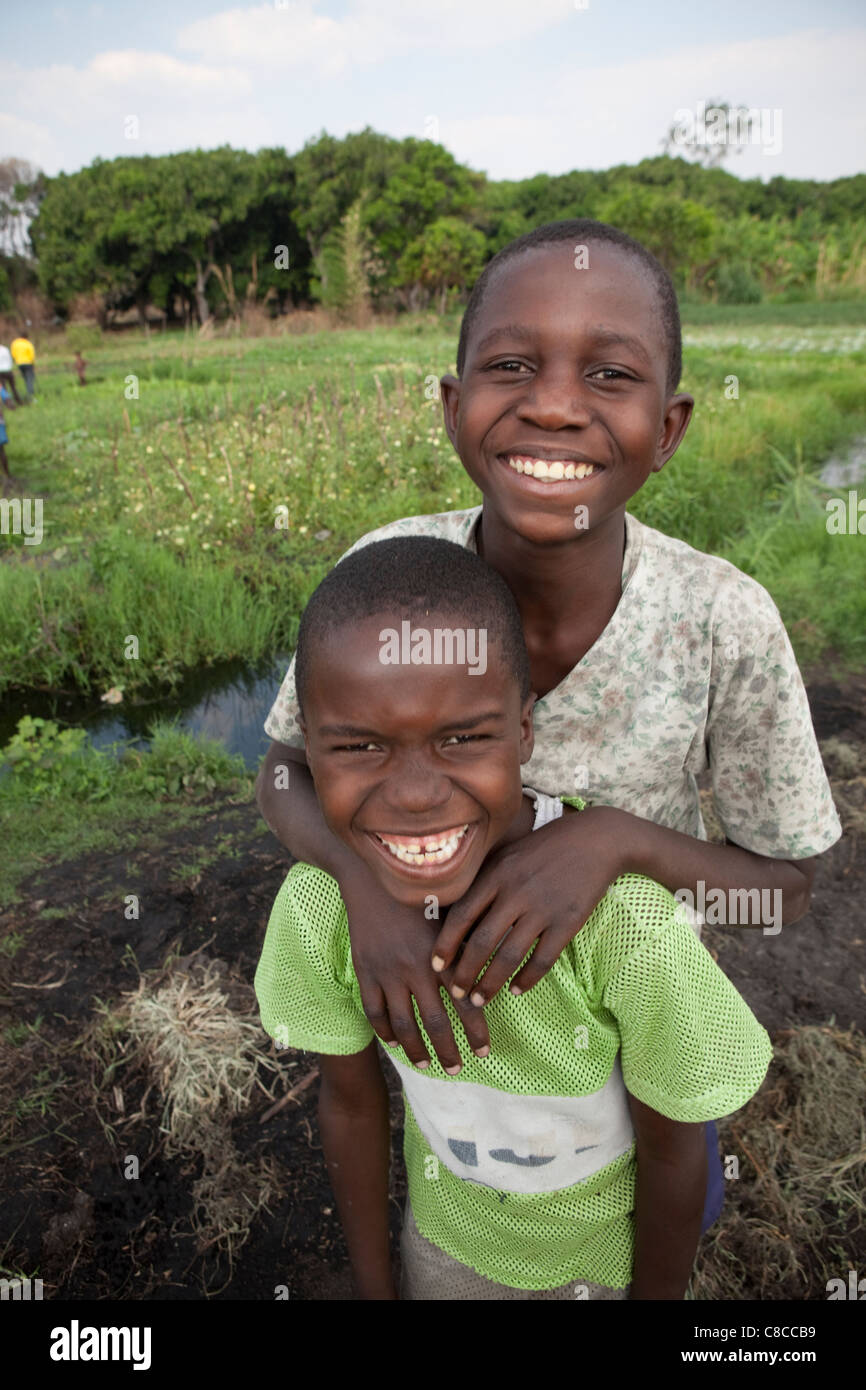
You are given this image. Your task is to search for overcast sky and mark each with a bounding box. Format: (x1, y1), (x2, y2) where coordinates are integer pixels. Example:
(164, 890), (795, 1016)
(1, 0), (864, 183)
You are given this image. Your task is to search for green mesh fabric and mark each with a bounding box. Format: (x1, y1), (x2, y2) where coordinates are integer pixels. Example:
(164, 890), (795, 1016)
(255, 806), (772, 1290)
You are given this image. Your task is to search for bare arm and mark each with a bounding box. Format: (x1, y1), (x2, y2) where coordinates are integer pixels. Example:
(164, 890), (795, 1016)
(627, 1092), (707, 1300)
(318, 1041), (397, 1299)
(435, 805), (818, 1006)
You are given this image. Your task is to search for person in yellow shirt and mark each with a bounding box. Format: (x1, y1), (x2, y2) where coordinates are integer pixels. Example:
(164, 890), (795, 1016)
(10, 332), (36, 401)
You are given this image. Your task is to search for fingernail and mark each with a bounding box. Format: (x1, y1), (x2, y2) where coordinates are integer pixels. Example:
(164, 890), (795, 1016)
(451, 985), (466, 999)
(444, 1063), (462, 1075)
(470, 991), (485, 1007)
(385, 1040), (400, 1047)
(415, 1059), (430, 1069)
(509, 984), (523, 996)
(431, 955), (445, 971)
(473, 1045), (490, 1059)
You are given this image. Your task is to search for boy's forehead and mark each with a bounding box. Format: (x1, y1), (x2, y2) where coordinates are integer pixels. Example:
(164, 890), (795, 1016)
(472, 241), (661, 350)
(306, 615), (517, 724)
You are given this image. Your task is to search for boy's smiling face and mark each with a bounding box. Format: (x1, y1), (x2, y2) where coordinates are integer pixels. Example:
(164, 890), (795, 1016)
(440, 241), (692, 545)
(300, 614), (534, 908)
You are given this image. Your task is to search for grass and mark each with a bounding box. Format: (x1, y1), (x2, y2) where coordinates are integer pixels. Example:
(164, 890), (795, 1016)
(84, 955), (283, 1290)
(0, 720), (255, 907)
(1, 305), (865, 699)
(691, 1025), (866, 1300)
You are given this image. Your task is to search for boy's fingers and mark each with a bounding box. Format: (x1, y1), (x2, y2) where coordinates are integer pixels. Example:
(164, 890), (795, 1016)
(380, 989), (433, 1068)
(438, 969), (492, 1057)
(431, 878), (498, 970)
(410, 983), (465, 1072)
(448, 903), (524, 999)
(356, 979), (398, 1046)
(460, 918), (544, 1003)
(507, 921), (587, 995)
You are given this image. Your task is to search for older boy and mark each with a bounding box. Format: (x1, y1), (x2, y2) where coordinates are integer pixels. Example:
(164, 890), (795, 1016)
(255, 536), (772, 1300)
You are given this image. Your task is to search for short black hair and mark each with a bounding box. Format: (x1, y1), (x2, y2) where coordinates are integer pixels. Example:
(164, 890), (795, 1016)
(295, 536), (532, 715)
(456, 218), (682, 395)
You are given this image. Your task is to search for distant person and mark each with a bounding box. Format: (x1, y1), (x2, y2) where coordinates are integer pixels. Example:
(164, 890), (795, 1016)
(10, 331), (36, 401)
(74, 350), (87, 386)
(0, 342), (22, 405)
(0, 396), (10, 481)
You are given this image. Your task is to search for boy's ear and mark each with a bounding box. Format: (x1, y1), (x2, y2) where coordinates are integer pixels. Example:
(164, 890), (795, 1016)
(652, 392), (694, 474)
(439, 373), (461, 452)
(519, 693), (536, 765)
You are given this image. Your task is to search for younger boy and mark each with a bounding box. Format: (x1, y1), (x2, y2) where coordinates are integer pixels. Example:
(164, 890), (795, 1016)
(255, 536), (772, 1300)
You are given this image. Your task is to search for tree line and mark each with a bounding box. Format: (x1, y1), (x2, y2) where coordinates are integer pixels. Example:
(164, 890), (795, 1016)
(4, 129), (865, 325)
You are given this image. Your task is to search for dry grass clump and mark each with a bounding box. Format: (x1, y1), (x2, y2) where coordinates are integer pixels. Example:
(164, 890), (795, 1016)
(691, 1025), (866, 1300)
(85, 952), (284, 1289)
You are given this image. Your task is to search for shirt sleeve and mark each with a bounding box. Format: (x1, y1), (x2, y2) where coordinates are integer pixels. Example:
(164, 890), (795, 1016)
(706, 576), (841, 858)
(600, 890), (773, 1123)
(264, 649), (304, 747)
(254, 863), (375, 1055)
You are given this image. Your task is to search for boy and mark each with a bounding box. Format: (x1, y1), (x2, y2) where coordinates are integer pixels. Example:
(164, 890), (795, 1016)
(255, 535), (772, 1300)
(10, 330), (36, 401)
(0, 393), (10, 482)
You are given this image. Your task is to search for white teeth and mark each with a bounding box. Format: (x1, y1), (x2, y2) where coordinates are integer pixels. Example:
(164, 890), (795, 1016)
(506, 456), (597, 482)
(378, 825), (469, 866)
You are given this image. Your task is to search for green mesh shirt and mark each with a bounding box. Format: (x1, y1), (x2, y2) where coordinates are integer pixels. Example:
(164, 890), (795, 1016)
(255, 799), (772, 1291)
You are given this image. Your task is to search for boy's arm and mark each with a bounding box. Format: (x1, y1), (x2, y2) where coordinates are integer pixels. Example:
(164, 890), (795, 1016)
(432, 806), (818, 1006)
(626, 1093), (706, 1300)
(317, 1041), (398, 1300)
(256, 740), (493, 1069)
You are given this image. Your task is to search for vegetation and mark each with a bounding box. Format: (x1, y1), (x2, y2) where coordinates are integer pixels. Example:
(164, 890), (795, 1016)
(3, 134), (861, 328)
(1, 312), (864, 704)
(0, 718), (253, 905)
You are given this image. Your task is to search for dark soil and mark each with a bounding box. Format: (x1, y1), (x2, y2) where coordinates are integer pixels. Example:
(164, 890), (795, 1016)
(1, 683), (864, 1302)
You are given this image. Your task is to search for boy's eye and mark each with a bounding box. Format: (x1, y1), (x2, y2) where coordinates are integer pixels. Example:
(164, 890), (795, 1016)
(488, 358), (530, 372)
(442, 733), (486, 746)
(588, 367), (632, 380)
(333, 742), (381, 753)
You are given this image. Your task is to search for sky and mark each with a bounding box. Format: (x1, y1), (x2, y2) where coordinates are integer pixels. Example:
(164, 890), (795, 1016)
(1, 0), (864, 184)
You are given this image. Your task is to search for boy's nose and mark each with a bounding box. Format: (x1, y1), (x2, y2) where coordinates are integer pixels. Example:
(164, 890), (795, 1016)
(382, 756), (452, 815)
(516, 370), (593, 431)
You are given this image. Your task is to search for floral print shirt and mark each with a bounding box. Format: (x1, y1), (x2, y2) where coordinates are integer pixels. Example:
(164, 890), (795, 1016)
(264, 506), (841, 859)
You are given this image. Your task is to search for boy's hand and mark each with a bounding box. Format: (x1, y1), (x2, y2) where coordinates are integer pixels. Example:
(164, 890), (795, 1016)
(341, 865), (493, 1070)
(431, 806), (627, 1006)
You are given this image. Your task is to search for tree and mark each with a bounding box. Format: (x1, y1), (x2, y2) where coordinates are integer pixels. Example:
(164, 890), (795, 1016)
(363, 140), (482, 287)
(314, 197), (380, 323)
(598, 185), (718, 280)
(661, 100), (755, 170)
(397, 217), (486, 311)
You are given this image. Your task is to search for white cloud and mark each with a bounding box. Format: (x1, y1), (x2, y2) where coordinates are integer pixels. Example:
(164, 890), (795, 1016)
(178, 0), (572, 70)
(445, 27), (866, 180)
(0, 110), (64, 172)
(0, 53), (259, 172)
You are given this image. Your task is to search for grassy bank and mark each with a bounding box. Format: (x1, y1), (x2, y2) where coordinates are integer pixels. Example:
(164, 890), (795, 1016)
(0, 719), (254, 907)
(1, 308), (865, 696)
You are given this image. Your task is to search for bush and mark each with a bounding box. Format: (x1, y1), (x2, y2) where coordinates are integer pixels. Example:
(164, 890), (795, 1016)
(715, 263), (763, 304)
(65, 322), (103, 352)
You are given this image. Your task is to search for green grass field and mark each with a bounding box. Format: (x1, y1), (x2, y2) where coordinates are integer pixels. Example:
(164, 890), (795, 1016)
(1, 304), (865, 699)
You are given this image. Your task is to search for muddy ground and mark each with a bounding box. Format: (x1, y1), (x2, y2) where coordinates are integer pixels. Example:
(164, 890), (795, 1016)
(1, 678), (864, 1301)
